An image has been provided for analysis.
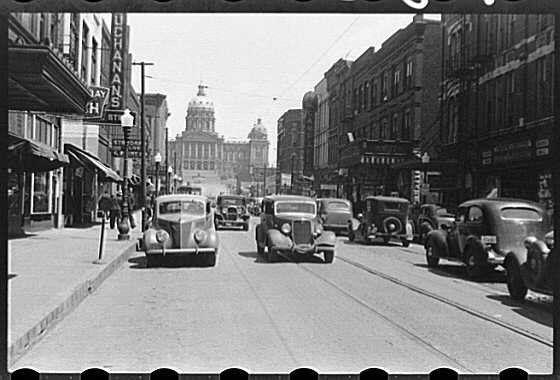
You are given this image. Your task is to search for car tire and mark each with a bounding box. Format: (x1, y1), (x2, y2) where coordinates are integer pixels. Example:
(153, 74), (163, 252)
(348, 231), (355, 242)
(402, 239), (410, 247)
(464, 248), (482, 279)
(383, 236), (391, 244)
(506, 259), (528, 301)
(243, 223), (249, 231)
(266, 241), (277, 263)
(256, 241), (264, 256)
(146, 255), (159, 268)
(425, 241), (440, 268)
(323, 251), (334, 263)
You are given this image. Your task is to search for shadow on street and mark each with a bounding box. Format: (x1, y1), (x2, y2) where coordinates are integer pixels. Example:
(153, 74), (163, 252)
(237, 250), (327, 264)
(128, 255), (214, 269)
(413, 262), (506, 283)
(486, 294), (552, 327)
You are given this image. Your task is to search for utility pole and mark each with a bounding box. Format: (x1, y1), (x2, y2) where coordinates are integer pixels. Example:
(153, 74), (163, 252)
(263, 163), (267, 196)
(165, 126), (169, 193)
(132, 61), (154, 231)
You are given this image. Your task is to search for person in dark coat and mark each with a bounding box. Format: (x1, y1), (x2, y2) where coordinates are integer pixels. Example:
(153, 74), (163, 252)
(109, 192), (122, 229)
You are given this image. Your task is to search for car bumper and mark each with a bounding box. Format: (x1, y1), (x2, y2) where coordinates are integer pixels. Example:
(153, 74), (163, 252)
(216, 219), (248, 226)
(145, 247), (216, 256)
(367, 232), (411, 240)
(274, 244), (334, 255)
(323, 224), (349, 234)
(486, 249), (505, 265)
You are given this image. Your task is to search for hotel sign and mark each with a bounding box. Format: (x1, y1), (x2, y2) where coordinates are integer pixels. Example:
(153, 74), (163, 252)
(109, 13), (128, 110)
(84, 86), (109, 119)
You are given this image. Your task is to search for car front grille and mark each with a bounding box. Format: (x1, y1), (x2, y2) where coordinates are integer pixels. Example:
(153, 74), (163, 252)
(226, 207), (238, 220)
(292, 220), (312, 244)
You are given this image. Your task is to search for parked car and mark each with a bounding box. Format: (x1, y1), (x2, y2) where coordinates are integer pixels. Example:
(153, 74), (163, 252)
(214, 195), (250, 230)
(316, 198), (353, 235)
(255, 195), (336, 263)
(136, 194), (219, 267)
(425, 198), (549, 279)
(347, 196), (414, 247)
(415, 204), (456, 242)
(505, 228), (554, 301)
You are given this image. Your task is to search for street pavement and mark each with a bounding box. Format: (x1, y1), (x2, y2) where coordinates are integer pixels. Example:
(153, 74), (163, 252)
(11, 217), (552, 373)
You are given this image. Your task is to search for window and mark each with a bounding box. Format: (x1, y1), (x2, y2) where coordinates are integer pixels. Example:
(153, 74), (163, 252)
(81, 22), (89, 80)
(501, 207), (542, 221)
(405, 59), (414, 89)
(32, 172), (50, 213)
(403, 109), (411, 141)
(69, 14), (79, 70)
(380, 118), (388, 139)
(393, 68), (401, 96)
(391, 113), (400, 139)
(35, 116), (52, 146)
(382, 72), (389, 101)
(364, 82), (370, 110)
(90, 38), (97, 85)
(371, 80), (377, 109)
(467, 206), (483, 223)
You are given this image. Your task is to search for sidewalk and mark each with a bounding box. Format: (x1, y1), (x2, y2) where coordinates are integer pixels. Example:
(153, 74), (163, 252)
(8, 210), (142, 366)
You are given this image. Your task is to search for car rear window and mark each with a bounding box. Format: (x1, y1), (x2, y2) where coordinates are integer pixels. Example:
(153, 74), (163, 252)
(276, 202), (316, 214)
(327, 201), (350, 211)
(220, 197), (244, 206)
(381, 202), (407, 212)
(500, 207), (542, 221)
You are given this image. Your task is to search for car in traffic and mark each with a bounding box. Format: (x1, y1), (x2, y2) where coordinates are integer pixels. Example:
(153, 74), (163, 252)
(505, 228), (554, 301)
(255, 195), (336, 263)
(347, 196), (413, 247)
(214, 194), (250, 230)
(425, 198), (550, 279)
(414, 204), (456, 243)
(316, 198), (353, 235)
(136, 194), (219, 267)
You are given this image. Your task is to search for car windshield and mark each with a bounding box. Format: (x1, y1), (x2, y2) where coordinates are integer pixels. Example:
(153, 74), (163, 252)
(220, 197), (244, 206)
(276, 202), (316, 215)
(159, 200), (205, 215)
(500, 207), (542, 221)
(376, 201), (408, 212)
(435, 207), (453, 216)
(327, 201), (351, 211)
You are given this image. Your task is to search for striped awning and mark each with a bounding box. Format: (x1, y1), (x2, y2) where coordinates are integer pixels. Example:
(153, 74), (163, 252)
(64, 143), (122, 182)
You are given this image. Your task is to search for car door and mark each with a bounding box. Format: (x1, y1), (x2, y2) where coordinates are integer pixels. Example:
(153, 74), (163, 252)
(458, 205), (484, 253)
(446, 206), (467, 258)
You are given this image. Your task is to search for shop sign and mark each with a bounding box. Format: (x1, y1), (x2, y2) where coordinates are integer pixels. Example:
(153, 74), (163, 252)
(492, 140), (532, 164)
(281, 173), (291, 186)
(84, 86), (109, 119)
(111, 149), (147, 158)
(537, 172), (553, 219)
(535, 139), (550, 157)
(109, 13), (128, 110)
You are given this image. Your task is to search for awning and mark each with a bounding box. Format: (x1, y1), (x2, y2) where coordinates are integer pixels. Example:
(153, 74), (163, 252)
(64, 143), (122, 182)
(8, 133), (69, 172)
(8, 45), (91, 113)
(391, 158), (458, 171)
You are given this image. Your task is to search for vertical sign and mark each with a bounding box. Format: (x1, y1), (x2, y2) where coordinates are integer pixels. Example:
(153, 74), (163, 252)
(109, 13), (128, 110)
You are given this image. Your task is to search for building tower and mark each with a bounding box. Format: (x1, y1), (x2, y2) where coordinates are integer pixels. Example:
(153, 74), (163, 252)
(185, 84), (215, 132)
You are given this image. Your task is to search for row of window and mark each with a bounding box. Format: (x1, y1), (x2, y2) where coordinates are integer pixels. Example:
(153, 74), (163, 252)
(183, 161), (217, 171)
(350, 109), (414, 142)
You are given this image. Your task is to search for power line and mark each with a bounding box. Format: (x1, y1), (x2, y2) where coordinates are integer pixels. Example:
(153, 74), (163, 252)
(277, 16), (360, 99)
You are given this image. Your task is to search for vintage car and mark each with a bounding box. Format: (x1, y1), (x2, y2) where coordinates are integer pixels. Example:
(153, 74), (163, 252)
(214, 195), (250, 230)
(136, 194), (219, 267)
(347, 196), (414, 247)
(414, 204), (456, 242)
(425, 198), (549, 279)
(316, 198), (353, 235)
(255, 195), (336, 263)
(505, 229), (554, 301)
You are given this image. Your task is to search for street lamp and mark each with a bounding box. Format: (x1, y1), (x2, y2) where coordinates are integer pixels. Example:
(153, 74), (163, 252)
(117, 108), (135, 240)
(167, 166), (173, 194)
(154, 152), (162, 198)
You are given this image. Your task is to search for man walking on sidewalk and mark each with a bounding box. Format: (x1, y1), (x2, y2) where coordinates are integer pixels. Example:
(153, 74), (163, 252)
(109, 193), (122, 230)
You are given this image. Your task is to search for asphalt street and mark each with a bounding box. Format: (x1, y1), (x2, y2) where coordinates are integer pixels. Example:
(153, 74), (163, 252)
(12, 218), (552, 373)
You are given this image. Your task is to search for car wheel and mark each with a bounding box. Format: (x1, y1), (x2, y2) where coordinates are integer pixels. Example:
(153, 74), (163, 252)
(402, 239), (410, 247)
(256, 241), (264, 256)
(146, 255), (158, 268)
(243, 223), (249, 231)
(323, 251), (334, 263)
(464, 249), (482, 279)
(267, 246), (277, 262)
(383, 236), (391, 244)
(506, 259), (528, 301)
(348, 231), (355, 242)
(425, 241), (440, 268)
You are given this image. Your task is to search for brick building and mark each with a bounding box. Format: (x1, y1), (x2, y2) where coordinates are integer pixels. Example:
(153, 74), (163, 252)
(276, 109), (304, 194)
(440, 14), (555, 216)
(334, 15), (442, 207)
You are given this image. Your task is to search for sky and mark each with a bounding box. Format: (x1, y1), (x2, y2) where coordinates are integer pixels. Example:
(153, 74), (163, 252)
(117, 13), (439, 165)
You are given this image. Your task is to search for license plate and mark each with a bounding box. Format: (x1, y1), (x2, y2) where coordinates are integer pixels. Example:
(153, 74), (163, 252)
(481, 235), (497, 244)
(225, 222), (231, 226)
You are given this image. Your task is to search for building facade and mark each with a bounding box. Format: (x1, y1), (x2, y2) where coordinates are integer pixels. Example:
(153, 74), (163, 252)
(441, 14), (555, 215)
(170, 85), (269, 197)
(311, 77), (333, 197)
(276, 109), (304, 194)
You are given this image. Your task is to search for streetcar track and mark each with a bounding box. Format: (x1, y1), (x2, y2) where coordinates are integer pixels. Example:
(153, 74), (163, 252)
(294, 262), (473, 373)
(334, 255), (553, 348)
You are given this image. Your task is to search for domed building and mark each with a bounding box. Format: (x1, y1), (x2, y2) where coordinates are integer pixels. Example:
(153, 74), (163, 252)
(169, 84), (269, 196)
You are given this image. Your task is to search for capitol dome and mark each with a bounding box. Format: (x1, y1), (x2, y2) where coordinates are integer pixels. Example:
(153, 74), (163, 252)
(248, 118), (267, 140)
(188, 84), (214, 111)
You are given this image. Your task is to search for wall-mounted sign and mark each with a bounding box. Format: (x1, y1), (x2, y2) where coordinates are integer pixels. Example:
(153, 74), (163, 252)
(109, 13), (128, 110)
(536, 139), (550, 157)
(84, 86), (109, 119)
(492, 140), (532, 164)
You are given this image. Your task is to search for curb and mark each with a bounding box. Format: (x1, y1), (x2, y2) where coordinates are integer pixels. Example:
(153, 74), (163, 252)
(8, 238), (139, 367)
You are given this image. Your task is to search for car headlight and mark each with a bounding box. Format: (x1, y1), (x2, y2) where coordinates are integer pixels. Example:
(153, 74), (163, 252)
(281, 223), (291, 235)
(155, 230), (170, 243)
(545, 233), (554, 249)
(222, 207), (228, 213)
(193, 230), (207, 244)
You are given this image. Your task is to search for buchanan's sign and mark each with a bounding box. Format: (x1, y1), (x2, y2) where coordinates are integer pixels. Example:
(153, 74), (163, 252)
(109, 13), (128, 110)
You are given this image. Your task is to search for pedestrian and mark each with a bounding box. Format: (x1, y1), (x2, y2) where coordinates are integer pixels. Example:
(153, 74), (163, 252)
(109, 192), (122, 229)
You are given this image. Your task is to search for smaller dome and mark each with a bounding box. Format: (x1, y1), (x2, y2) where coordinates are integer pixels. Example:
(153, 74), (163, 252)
(248, 118), (267, 140)
(302, 91), (318, 110)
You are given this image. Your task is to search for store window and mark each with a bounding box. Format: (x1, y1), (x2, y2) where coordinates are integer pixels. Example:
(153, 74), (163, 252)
(32, 172), (51, 214)
(35, 116), (52, 146)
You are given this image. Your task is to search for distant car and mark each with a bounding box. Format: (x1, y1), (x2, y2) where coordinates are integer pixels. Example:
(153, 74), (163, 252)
(136, 194), (218, 267)
(347, 196), (413, 247)
(214, 195), (250, 230)
(505, 228), (553, 301)
(425, 198), (549, 279)
(415, 204), (456, 242)
(255, 195), (336, 263)
(316, 198), (353, 235)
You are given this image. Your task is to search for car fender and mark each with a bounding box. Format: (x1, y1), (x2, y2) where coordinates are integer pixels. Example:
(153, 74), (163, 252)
(348, 218), (360, 232)
(199, 229), (218, 248)
(522, 236), (550, 286)
(267, 229), (292, 250)
(426, 229), (448, 257)
(464, 236), (486, 262)
(143, 228), (173, 251)
(316, 230), (336, 247)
